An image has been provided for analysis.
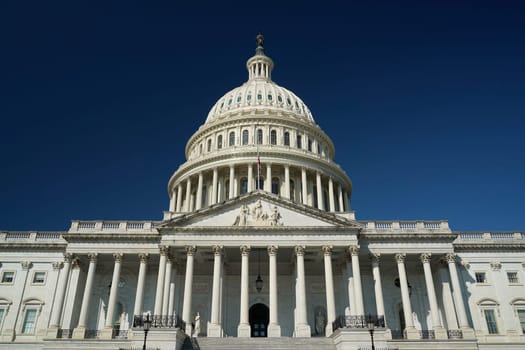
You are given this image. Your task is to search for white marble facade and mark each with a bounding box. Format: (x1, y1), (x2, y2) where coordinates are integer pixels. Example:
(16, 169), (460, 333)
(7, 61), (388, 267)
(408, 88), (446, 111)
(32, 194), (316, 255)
(0, 35), (524, 350)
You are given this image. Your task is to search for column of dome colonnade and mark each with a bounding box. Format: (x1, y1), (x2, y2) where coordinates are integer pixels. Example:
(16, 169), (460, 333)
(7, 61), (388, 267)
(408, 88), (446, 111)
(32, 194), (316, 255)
(168, 164), (351, 214)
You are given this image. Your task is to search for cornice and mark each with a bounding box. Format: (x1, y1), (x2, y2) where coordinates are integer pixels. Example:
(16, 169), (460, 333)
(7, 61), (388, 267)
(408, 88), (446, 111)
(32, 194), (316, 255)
(362, 233), (457, 241)
(62, 233), (160, 243)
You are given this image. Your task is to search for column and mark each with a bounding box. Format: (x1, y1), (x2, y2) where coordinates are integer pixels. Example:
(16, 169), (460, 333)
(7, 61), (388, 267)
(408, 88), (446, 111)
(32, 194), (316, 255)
(420, 253), (447, 339)
(72, 253), (97, 339)
(49, 254), (73, 330)
(294, 246), (311, 337)
(438, 263), (459, 331)
(322, 245), (336, 336)
(349, 246), (364, 316)
(168, 263), (176, 319)
(446, 253), (475, 338)
(284, 165), (290, 199)
(328, 177), (335, 212)
(208, 245), (223, 337)
(101, 253), (123, 339)
(267, 245), (281, 337)
(265, 164), (272, 192)
(176, 183), (183, 212)
(371, 254), (385, 320)
(316, 172), (324, 210)
(162, 257), (173, 317)
(238, 246), (251, 337)
(395, 253), (418, 339)
(184, 177), (192, 212)
(343, 190), (349, 211)
(301, 168), (308, 205)
(338, 184), (344, 212)
(169, 189), (176, 212)
(211, 168), (218, 205)
(182, 246), (196, 327)
(229, 166), (235, 198)
(154, 246), (168, 317)
(195, 172), (203, 210)
(133, 253), (149, 317)
(345, 258), (356, 316)
(247, 164), (253, 192)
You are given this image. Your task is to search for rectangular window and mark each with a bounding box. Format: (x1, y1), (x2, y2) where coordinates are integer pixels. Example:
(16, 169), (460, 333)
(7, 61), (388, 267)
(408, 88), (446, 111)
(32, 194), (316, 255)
(518, 310), (525, 334)
(22, 309), (37, 334)
(32, 272), (46, 284)
(0, 309), (4, 325)
(507, 272), (519, 284)
(484, 309), (498, 334)
(1, 271), (14, 284)
(475, 272), (487, 284)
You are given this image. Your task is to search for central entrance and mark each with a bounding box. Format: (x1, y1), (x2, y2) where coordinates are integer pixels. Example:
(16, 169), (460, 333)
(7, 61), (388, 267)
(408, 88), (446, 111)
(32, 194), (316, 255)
(249, 303), (269, 337)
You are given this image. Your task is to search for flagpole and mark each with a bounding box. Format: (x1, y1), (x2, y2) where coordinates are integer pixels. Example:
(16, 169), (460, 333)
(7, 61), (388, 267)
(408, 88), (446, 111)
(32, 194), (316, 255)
(256, 125), (260, 190)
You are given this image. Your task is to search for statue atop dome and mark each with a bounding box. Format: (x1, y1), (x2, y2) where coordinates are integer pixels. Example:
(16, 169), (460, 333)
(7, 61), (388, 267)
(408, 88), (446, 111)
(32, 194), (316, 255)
(256, 32), (264, 47)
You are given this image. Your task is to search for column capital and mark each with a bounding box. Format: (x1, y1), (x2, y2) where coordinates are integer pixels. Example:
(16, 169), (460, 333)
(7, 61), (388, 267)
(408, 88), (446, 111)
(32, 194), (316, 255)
(159, 245), (170, 256)
(322, 245), (333, 256)
(370, 252), (381, 264)
(113, 253), (123, 262)
(213, 245), (224, 255)
(267, 245), (278, 256)
(395, 253), (406, 264)
(138, 253), (149, 263)
(445, 252), (456, 264)
(72, 257), (81, 269)
(490, 261), (502, 271)
(64, 253), (73, 263)
(21, 261), (32, 270)
(420, 253), (432, 264)
(186, 245), (197, 256)
(240, 245), (251, 256)
(88, 253), (98, 263)
(52, 261), (63, 270)
(294, 245), (305, 256)
(348, 245), (359, 256)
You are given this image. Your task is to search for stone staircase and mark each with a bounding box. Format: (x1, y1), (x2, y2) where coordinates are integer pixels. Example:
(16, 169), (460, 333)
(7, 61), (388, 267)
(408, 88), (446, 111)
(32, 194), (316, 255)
(182, 337), (337, 350)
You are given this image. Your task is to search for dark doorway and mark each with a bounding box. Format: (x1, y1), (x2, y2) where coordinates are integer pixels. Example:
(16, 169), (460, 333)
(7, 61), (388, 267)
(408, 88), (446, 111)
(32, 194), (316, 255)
(249, 303), (269, 337)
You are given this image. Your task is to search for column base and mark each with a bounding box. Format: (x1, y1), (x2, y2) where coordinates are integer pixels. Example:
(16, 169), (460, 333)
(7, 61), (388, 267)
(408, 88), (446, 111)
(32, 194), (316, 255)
(295, 324), (311, 337)
(325, 324), (333, 337)
(99, 326), (114, 340)
(72, 326), (86, 339)
(461, 326), (476, 339)
(46, 326), (60, 339)
(237, 323), (251, 337)
(405, 326), (420, 340)
(207, 323), (222, 337)
(268, 323), (281, 337)
(434, 326), (448, 339)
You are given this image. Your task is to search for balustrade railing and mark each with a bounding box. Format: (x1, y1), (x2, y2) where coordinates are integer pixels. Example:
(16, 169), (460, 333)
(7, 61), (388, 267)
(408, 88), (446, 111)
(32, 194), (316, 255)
(332, 314), (385, 331)
(112, 329), (128, 339)
(447, 329), (463, 339)
(85, 329), (101, 339)
(420, 330), (435, 339)
(390, 330), (405, 339)
(133, 314), (185, 331)
(57, 328), (73, 338)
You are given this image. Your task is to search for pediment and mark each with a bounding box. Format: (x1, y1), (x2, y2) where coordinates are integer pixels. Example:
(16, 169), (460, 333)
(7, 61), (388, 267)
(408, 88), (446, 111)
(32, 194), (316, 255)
(161, 191), (360, 229)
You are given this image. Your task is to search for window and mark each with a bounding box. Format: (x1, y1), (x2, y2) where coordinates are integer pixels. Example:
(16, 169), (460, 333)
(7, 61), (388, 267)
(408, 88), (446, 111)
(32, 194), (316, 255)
(270, 130), (277, 145)
(308, 139), (312, 152)
(0, 308), (4, 326)
(313, 185), (318, 208)
(271, 177), (280, 195)
(237, 95), (242, 103)
(296, 135), (302, 149)
(207, 139), (212, 152)
(199, 144), (203, 154)
(32, 272), (46, 285)
(240, 178), (248, 194)
(507, 272), (519, 284)
(484, 309), (498, 334)
(225, 180), (230, 200)
(290, 180), (295, 201)
(284, 132), (290, 146)
(242, 130), (249, 145)
(257, 129), (263, 144)
(257, 93), (262, 101)
(217, 135), (223, 149)
(267, 94), (272, 101)
(22, 309), (37, 334)
(1, 271), (14, 284)
(229, 132), (235, 146)
(518, 310), (525, 334)
(475, 272), (487, 284)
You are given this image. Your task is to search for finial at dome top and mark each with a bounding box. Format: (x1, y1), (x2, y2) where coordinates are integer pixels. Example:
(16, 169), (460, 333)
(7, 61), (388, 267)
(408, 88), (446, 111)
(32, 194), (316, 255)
(248, 33), (274, 81)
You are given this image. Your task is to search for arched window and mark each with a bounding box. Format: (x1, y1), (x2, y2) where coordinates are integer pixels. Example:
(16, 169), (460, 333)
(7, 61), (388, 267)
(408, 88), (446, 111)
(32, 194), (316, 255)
(271, 177), (280, 195)
(201, 185), (207, 207)
(240, 177), (248, 194)
(296, 135), (302, 149)
(290, 180), (295, 201)
(270, 130), (277, 145)
(207, 139), (212, 152)
(229, 131), (235, 146)
(284, 131), (290, 146)
(242, 130), (249, 145)
(511, 298), (525, 334)
(199, 144), (203, 154)
(217, 135), (223, 149)
(20, 298), (44, 334)
(257, 129), (263, 144)
(478, 299), (500, 334)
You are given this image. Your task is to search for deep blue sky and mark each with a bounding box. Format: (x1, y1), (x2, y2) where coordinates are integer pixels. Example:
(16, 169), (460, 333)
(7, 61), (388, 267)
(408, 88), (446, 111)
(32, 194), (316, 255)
(1, 1), (524, 232)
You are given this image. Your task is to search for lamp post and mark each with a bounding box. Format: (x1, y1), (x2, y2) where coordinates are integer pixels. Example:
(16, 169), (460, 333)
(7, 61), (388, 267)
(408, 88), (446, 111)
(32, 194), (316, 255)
(367, 315), (375, 350)
(142, 314), (152, 350)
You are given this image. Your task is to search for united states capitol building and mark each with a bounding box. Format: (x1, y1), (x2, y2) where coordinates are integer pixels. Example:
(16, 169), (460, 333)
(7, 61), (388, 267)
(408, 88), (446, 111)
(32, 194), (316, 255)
(1, 35), (524, 350)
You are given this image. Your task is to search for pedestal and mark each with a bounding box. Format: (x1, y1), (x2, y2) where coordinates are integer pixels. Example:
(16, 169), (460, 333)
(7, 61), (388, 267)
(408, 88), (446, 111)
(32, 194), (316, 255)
(207, 323), (222, 337)
(45, 326), (60, 339)
(268, 323), (281, 337)
(461, 326), (476, 339)
(237, 324), (251, 337)
(434, 326), (448, 339)
(99, 326), (114, 340)
(295, 324), (311, 337)
(405, 326), (420, 340)
(71, 326), (86, 339)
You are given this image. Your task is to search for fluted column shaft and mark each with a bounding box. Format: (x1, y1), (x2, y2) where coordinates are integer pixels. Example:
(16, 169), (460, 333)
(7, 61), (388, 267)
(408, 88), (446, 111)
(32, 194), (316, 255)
(349, 246), (364, 316)
(211, 168), (218, 204)
(169, 190), (176, 212)
(229, 166), (235, 198)
(328, 178), (335, 212)
(265, 164), (272, 192)
(284, 165), (290, 199)
(421, 254), (443, 329)
(316, 172), (324, 210)
(196, 172), (203, 210)
(323, 246), (336, 336)
(77, 253), (97, 329)
(248, 164), (253, 192)
(446, 253), (469, 328)
(49, 254), (72, 328)
(338, 184), (344, 212)
(182, 246), (196, 325)
(268, 245), (281, 336)
(211, 246), (223, 325)
(162, 258), (172, 316)
(395, 253), (414, 329)
(238, 246), (251, 337)
(154, 247), (168, 315)
(105, 253), (123, 328)
(176, 184), (183, 212)
(301, 168), (308, 205)
(184, 177), (192, 212)
(133, 254), (148, 316)
(371, 254), (385, 317)
(294, 246), (310, 337)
